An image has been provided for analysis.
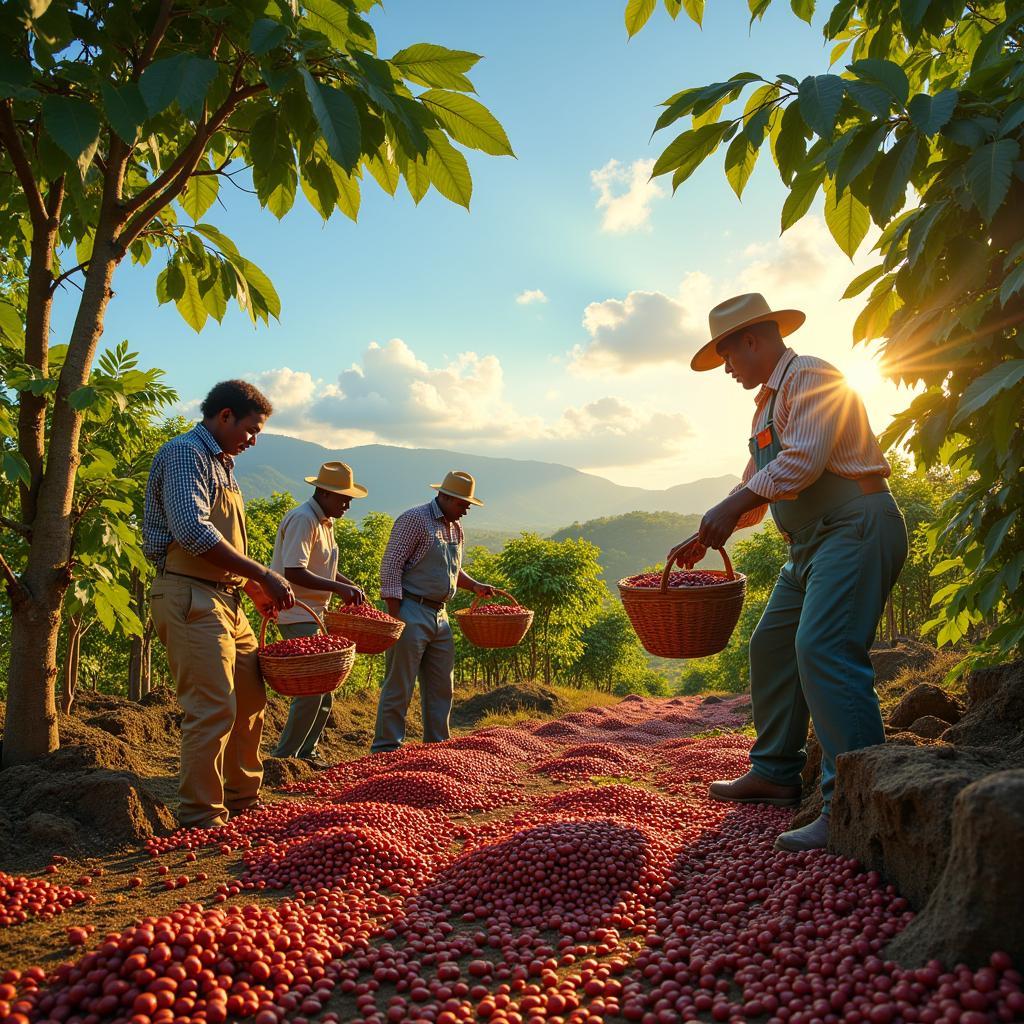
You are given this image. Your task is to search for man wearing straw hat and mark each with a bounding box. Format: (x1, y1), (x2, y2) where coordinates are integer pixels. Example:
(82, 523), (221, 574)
(670, 294), (908, 852)
(269, 462), (369, 770)
(372, 471), (497, 753)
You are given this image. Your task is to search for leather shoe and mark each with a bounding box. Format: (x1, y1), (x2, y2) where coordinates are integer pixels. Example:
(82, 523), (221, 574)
(300, 755), (331, 772)
(708, 770), (801, 807)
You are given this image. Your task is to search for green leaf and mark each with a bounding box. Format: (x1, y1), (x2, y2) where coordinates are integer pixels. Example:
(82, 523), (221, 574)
(790, 0), (814, 23)
(100, 81), (147, 144)
(724, 133), (759, 198)
(0, 55), (35, 100)
(983, 513), (1015, 564)
(772, 101), (808, 185)
(193, 223), (241, 260)
(364, 149), (399, 195)
(250, 17), (288, 55)
(69, 385), (100, 411)
(868, 135), (918, 225)
(425, 130), (472, 208)
(401, 153), (431, 204)
(652, 121), (730, 180)
(907, 89), (958, 136)
(798, 74), (845, 138)
(303, 0), (352, 47)
(419, 90), (514, 157)
(233, 257), (281, 320)
(834, 123), (887, 194)
(156, 262), (185, 304)
(42, 95), (101, 163)
(965, 139), (1019, 222)
(825, 184), (869, 258)
(390, 43), (481, 91)
(654, 87), (704, 133)
(625, 0), (657, 37)
(2, 452), (30, 487)
(843, 264), (884, 299)
(139, 54), (186, 116)
(951, 360), (1024, 426)
(177, 57), (218, 119)
(300, 158), (340, 219)
(200, 270), (229, 322)
(681, 0), (704, 25)
(180, 172), (220, 220)
(301, 69), (361, 172)
(781, 165), (826, 231)
(175, 268), (208, 332)
(332, 165), (361, 221)
(848, 59), (909, 106)
(0, 299), (23, 346)
(999, 261), (1024, 307)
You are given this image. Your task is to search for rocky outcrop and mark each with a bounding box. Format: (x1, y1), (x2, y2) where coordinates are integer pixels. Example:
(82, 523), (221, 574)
(886, 770), (1024, 967)
(945, 660), (1024, 747)
(888, 683), (964, 729)
(870, 637), (941, 685)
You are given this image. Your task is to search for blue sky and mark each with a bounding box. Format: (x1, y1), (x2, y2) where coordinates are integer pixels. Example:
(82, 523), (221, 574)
(54, 0), (910, 488)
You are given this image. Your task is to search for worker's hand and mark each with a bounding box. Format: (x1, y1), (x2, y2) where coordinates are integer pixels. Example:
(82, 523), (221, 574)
(473, 582), (497, 598)
(336, 582), (365, 606)
(666, 536), (707, 569)
(244, 578), (277, 619)
(260, 569), (295, 611)
(697, 496), (742, 550)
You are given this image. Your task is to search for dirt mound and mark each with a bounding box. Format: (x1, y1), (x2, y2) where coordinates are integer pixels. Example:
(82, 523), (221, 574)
(450, 683), (565, 727)
(944, 660), (1024, 747)
(869, 637), (941, 685)
(888, 683), (964, 729)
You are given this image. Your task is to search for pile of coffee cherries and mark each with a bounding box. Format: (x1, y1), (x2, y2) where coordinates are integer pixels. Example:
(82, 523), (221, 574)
(259, 633), (352, 657)
(331, 605), (399, 623)
(0, 872), (91, 927)
(623, 569), (724, 588)
(465, 603), (528, 615)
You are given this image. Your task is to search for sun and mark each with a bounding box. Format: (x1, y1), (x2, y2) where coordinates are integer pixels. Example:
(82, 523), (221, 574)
(838, 346), (888, 401)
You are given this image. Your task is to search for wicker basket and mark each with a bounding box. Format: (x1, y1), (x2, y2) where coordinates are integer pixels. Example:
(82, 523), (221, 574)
(618, 538), (746, 659)
(454, 588), (534, 649)
(259, 600), (356, 696)
(324, 606), (405, 655)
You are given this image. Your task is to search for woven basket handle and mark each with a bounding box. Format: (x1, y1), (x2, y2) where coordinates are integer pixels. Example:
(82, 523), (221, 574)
(259, 599), (327, 648)
(660, 534), (735, 592)
(468, 586), (519, 612)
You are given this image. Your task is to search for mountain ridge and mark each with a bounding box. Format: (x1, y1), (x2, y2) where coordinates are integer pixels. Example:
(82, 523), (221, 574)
(234, 433), (740, 531)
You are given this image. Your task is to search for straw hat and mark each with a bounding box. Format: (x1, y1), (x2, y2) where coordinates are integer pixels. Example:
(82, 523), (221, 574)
(431, 470), (484, 507)
(304, 461), (368, 498)
(691, 292), (805, 372)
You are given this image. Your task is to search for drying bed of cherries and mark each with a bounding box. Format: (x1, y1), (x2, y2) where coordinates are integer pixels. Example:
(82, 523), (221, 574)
(0, 873), (92, 928)
(621, 571), (726, 589)
(259, 635), (353, 658)
(3, 693), (1020, 1024)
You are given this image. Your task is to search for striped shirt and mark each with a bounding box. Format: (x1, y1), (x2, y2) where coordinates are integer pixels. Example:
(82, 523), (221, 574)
(380, 499), (464, 601)
(143, 424), (240, 568)
(736, 348), (890, 528)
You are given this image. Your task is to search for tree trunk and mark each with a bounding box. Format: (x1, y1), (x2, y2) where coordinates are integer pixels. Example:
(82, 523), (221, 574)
(142, 625), (153, 696)
(886, 595), (896, 642)
(2, 244), (120, 767)
(127, 570), (146, 701)
(59, 613), (83, 715)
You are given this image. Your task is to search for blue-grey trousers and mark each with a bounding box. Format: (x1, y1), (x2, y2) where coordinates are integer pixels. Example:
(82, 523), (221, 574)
(371, 598), (455, 753)
(748, 491), (908, 812)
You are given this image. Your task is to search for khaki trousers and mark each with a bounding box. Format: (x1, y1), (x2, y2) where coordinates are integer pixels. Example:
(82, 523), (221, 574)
(151, 575), (266, 828)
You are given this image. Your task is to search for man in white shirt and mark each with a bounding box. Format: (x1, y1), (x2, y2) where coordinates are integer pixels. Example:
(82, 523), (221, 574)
(270, 462), (367, 769)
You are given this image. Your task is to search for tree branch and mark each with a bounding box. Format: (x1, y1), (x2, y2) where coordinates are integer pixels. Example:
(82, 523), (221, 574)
(0, 514), (32, 540)
(0, 101), (47, 227)
(134, 0), (175, 80)
(0, 549), (30, 608)
(50, 259), (90, 294)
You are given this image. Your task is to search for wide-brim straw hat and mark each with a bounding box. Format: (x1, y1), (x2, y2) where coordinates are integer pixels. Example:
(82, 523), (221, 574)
(304, 461), (368, 498)
(691, 292), (806, 371)
(431, 470), (484, 507)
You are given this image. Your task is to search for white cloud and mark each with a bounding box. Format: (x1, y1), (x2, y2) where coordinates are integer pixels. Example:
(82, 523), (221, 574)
(569, 274), (709, 375)
(516, 288), (548, 305)
(591, 158), (666, 234)
(240, 339), (692, 470)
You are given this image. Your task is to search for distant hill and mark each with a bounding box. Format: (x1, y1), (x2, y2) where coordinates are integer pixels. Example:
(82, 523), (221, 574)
(550, 511), (759, 585)
(234, 433), (740, 532)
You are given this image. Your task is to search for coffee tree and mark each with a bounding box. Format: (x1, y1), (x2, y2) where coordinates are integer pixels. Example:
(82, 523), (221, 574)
(628, 0), (1024, 670)
(0, 0), (513, 765)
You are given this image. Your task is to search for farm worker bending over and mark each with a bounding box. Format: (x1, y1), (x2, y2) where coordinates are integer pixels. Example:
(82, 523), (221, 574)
(372, 471), (497, 752)
(270, 462), (368, 770)
(143, 380), (295, 830)
(671, 294), (908, 852)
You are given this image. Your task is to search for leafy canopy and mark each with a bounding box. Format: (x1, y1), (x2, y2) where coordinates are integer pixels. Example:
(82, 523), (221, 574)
(630, 0), (1024, 668)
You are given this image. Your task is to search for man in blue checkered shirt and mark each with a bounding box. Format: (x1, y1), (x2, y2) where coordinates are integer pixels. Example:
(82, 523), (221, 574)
(144, 380), (294, 829)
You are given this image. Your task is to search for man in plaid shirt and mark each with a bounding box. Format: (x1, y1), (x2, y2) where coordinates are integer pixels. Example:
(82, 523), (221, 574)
(372, 471), (496, 752)
(144, 380), (294, 829)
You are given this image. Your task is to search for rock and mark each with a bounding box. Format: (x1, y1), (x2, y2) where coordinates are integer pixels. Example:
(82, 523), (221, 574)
(870, 638), (939, 685)
(262, 756), (314, 788)
(908, 715), (951, 740)
(888, 683), (964, 729)
(24, 812), (77, 846)
(887, 770), (1024, 966)
(829, 742), (1018, 909)
(947, 660), (1024, 747)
